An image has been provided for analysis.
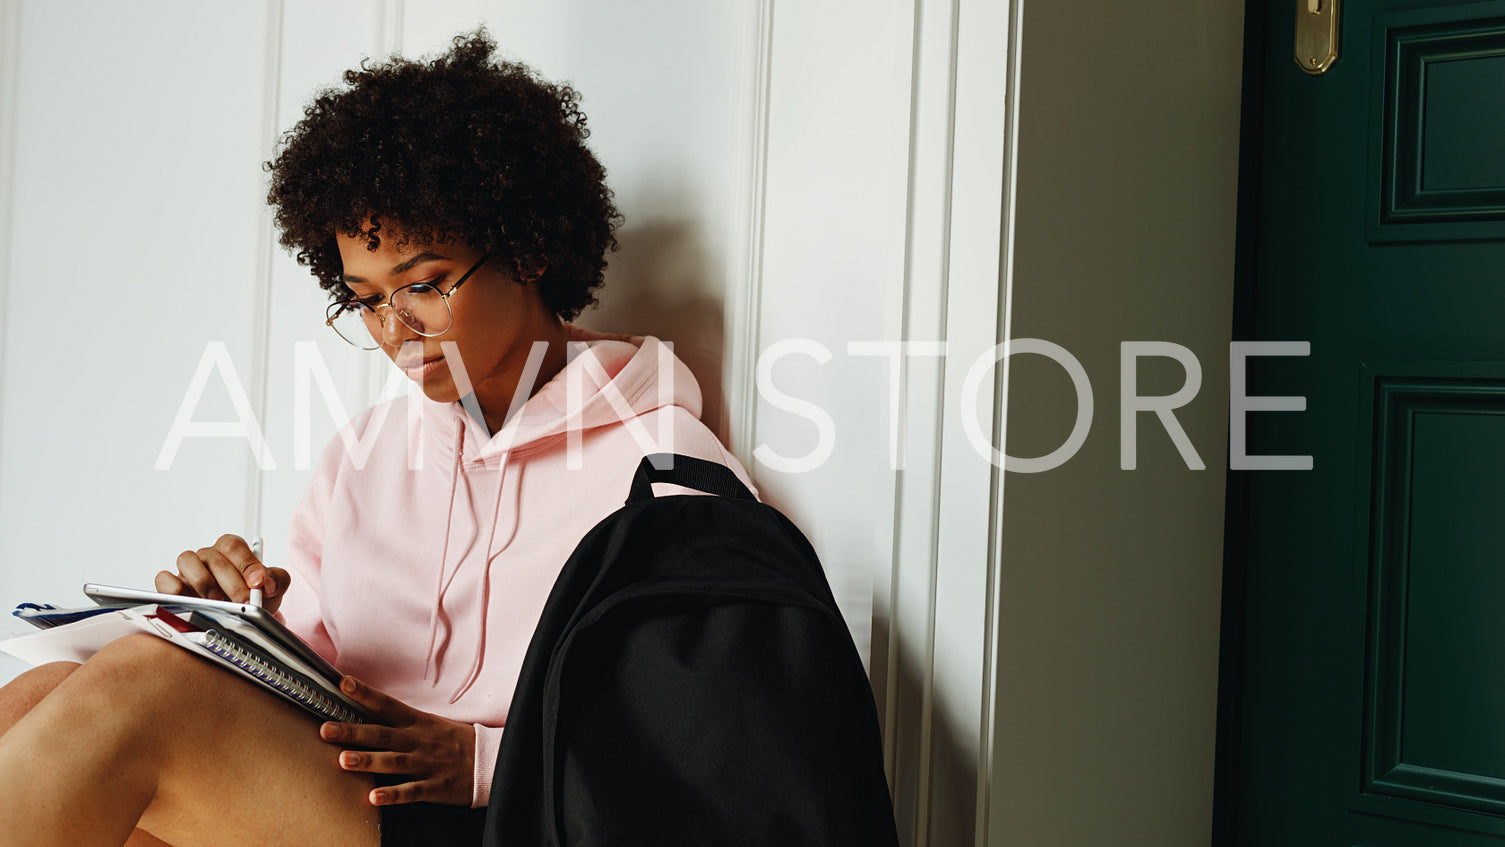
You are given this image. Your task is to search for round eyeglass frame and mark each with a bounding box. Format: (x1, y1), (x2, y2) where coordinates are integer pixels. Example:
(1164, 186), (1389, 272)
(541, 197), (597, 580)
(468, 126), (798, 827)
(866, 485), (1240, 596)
(325, 253), (491, 350)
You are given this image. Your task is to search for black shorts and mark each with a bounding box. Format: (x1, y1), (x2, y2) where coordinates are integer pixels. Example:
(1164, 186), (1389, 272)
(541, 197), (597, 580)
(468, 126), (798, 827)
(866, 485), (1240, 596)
(375, 777), (487, 846)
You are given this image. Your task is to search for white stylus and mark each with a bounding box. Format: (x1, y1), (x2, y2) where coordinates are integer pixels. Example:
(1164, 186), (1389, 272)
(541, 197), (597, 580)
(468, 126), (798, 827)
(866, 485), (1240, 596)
(248, 536), (264, 608)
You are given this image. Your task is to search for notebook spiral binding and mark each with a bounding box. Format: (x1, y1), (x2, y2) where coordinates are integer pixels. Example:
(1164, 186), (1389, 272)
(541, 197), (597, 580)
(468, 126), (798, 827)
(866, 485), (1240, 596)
(200, 629), (360, 723)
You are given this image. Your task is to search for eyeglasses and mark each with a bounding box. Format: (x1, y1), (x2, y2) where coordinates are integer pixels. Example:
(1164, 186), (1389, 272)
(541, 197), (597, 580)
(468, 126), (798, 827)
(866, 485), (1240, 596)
(325, 253), (490, 350)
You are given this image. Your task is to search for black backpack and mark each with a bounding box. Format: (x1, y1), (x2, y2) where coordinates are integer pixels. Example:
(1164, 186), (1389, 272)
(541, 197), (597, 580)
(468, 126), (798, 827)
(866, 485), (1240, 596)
(483, 453), (900, 846)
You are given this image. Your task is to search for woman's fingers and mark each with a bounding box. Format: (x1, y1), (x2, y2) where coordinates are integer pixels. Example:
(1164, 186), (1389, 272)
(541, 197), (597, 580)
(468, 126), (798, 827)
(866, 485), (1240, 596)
(201, 535), (289, 613)
(338, 677), (416, 725)
(338, 749), (417, 774)
(196, 546), (247, 602)
(244, 565), (289, 597)
(368, 780), (434, 806)
(173, 550), (221, 600)
(171, 535), (292, 609)
(316, 685), (477, 807)
(242, 566), (289, 613)
(326, 730), (473, 806)
(320, 720), (414, 751)
(153, 570), (189, 596)
(181, 535), (269, 604)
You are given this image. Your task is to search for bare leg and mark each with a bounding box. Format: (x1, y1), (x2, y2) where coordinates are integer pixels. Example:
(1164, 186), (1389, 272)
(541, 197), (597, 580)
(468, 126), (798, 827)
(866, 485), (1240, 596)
(0, 664), (175, 847)
(0, 634), (380, 847)
(0, 662), (79, 733)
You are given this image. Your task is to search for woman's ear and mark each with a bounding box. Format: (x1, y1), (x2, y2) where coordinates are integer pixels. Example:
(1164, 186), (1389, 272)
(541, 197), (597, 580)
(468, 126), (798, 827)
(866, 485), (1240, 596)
(514, 254), (548, 283)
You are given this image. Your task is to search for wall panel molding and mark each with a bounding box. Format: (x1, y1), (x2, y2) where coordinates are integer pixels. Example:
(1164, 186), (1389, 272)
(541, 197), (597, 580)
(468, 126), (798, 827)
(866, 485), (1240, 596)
(885, 0), (958, 838)
(883, 0), (1018, 843)
(245, 0), (285, 544)
(257, 0), (402, 568)
(723, 0), (774, 466)
(977, 0), (1025, 838)
(363, 0), (410, 409)
(879, 0), (923, 795)
(382, 0), (405, 57)
(925, 0), (1016, 839)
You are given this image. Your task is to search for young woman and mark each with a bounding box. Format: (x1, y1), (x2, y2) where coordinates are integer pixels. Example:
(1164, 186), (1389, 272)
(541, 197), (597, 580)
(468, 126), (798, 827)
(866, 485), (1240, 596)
(0, 31), (751, 847)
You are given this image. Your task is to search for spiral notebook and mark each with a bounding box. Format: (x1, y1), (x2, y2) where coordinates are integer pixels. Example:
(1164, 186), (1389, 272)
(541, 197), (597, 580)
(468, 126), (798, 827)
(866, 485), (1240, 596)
(4, 595), (371, 724)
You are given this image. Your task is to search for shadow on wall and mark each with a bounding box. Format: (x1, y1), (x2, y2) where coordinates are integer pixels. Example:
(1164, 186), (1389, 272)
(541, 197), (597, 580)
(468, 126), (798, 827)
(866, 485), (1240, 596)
(581, 217), (730, 445)
(591, 214), (974, 839)
(871, 610), (978, 845)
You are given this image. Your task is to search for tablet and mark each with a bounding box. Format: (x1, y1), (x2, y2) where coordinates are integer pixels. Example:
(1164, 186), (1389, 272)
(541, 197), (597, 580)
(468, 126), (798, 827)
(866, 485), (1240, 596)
(81, 582), (343, 685)
(84, 583), (257, 615)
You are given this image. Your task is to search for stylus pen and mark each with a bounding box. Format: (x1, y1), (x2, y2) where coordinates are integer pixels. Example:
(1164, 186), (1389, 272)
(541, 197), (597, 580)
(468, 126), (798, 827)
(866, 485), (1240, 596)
(248, 536), (264, 608)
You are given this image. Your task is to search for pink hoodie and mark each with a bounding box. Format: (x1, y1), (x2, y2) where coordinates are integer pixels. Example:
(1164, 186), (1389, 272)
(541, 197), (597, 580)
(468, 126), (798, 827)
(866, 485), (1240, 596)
(279, 325), (755, 807)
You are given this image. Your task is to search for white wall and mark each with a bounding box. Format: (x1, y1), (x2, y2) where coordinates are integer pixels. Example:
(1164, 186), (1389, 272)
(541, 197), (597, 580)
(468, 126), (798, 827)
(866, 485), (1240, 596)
(0, 0), (930, 663)
(3, 3), (1234, 846)
(0, 0), (930, 740)
(0, 0), (276, 647)
(0, 0), (770, 665)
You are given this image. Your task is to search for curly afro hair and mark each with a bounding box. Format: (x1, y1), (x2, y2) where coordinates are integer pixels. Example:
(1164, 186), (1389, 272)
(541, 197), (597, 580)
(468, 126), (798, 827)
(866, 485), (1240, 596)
(266, 30), (621, 320)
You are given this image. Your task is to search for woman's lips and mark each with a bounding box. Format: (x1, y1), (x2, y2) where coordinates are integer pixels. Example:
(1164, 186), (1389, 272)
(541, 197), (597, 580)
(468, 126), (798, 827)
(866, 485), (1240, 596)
(399, 355), (445, 381)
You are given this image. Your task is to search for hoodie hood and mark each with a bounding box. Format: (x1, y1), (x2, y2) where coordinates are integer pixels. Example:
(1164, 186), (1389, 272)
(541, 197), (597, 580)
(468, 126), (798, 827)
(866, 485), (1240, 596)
(421, 325), (702, 467)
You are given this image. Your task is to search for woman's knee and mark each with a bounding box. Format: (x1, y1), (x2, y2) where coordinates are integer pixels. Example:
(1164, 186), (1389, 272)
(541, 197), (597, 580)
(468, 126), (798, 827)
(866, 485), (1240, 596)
(19, 634), (221, 748)
(0, 660), (81, 733)
(10, 661), (81, 693)
(84, 633), (273, 720)
(87, 633), (207, 693)
(4, 634), (204, 719)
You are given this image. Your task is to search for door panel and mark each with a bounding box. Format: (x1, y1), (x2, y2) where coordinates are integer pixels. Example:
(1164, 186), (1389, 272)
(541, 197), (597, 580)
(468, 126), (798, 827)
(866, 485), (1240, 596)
(1355, 367), (1505, 836)
(1236, 0), (1505, 843)
(1369, 2), (1505, 240)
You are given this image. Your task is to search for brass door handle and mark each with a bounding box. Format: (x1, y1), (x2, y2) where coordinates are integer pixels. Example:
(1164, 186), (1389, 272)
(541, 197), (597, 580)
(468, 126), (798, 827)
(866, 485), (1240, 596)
(1296, 0), (1339, 75)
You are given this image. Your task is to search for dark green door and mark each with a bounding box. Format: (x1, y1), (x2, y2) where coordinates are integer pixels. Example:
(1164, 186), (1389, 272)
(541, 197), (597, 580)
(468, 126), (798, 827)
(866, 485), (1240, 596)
(1231, 0), (1505, 843)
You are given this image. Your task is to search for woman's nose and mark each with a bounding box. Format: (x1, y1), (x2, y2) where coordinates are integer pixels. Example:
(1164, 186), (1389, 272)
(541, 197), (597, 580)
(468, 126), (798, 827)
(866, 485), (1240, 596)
(378, 305), (420, 345)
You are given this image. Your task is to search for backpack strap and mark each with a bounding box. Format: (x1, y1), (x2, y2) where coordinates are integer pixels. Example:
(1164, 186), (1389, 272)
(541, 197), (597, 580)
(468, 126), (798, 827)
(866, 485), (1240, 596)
(627, 453), (757, 503)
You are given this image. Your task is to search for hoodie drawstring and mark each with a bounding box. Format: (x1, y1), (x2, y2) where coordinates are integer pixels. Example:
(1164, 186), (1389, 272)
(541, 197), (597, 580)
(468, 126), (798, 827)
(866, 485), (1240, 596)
(423, 427), (467, 681)
(450, 459), (524, 703)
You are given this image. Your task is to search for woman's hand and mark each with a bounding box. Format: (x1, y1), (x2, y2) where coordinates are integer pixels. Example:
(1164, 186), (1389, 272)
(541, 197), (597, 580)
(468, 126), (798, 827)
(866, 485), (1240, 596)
(320, 676), (477, 807)
(155, 534), (290, 615)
